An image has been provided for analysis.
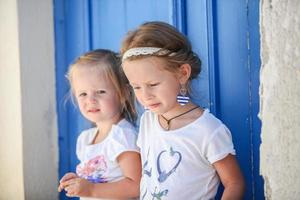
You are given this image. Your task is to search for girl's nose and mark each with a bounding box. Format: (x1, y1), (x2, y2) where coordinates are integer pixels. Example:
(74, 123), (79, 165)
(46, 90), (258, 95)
(142, 88), (153, 100)
(88, 95), (97, 103)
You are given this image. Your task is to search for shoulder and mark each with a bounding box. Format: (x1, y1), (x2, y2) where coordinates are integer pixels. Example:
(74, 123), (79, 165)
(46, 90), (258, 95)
(111, 119), (138, 141)
(140, 110), (155, 119)
(197, 110), (234, 147)
(140, 110), (157, 125)
(107, 119), (139, 159)
(114, 119), (137, 134)
(77, 127), (98, 144)
(195, 109), (224, 129)
(191, 109), (230, 138)
(76, 127), (98, 160)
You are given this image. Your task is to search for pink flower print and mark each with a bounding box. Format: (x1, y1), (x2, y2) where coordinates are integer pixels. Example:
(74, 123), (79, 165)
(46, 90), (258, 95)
(77, 155), (108, 183)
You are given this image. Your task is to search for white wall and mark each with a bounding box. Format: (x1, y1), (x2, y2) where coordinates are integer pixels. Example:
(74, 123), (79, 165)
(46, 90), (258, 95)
(0, 0), (59, 199)
(0, 0), (25, 199)
(260, 0), (300, 199)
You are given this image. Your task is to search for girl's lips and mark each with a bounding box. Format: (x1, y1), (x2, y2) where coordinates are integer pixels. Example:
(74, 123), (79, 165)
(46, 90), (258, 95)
(88, 109), (100, 113)
(147, 103), (160, 109)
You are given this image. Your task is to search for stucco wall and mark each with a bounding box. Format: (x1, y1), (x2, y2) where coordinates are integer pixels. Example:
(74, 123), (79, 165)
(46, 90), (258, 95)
(18, 0), (59, 199)
(260, 0), (300, 199)
(0, 0), (58, 199)
(0, 0), (25, 199)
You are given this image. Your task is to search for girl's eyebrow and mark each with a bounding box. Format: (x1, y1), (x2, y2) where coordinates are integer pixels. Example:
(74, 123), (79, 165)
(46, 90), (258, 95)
(130, 79), (160, 85)
(75, 89), (84, 93)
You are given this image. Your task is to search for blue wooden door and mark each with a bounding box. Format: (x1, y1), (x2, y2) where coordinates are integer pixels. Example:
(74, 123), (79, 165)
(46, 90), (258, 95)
(54, 0), (263, 199)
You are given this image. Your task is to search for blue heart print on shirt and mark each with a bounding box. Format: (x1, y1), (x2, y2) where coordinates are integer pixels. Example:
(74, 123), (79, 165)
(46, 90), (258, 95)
(143, 148), (152, 177)
(141, 147), (182, 199)
(157, 147), (182, 183)
(151, 187), (169, 200)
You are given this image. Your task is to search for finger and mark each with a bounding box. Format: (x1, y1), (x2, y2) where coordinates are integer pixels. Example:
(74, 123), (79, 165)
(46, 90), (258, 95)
(60, 172), (77, 183)
(64, 185), (71, 193)
(65, 185), (77, 197)
(61, 179), (77, 190)
(65, 188), (73, 197)
(58, 185), (62, 192)
(58, 183), (65, 192)
(66, 192), (74, 197)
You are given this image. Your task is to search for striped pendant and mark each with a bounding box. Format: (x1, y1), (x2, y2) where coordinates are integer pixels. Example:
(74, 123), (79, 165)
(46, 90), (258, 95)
(177, 95), (190, 106)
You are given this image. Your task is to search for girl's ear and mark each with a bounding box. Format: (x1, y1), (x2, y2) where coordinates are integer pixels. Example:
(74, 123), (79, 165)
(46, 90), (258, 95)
(178, 64), (191, 84)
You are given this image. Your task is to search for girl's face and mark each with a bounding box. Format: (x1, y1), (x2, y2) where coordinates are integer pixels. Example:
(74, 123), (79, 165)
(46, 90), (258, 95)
(122, 57), (181, 115)
(72, 67), (121, 126)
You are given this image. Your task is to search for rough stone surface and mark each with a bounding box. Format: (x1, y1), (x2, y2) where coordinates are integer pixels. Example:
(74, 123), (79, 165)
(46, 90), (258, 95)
(260, 0), (300, 199)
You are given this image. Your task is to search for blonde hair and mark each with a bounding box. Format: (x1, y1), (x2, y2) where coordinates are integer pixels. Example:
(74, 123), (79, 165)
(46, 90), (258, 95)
(121, 21), (201, 80)
(67, 49), (136, 124)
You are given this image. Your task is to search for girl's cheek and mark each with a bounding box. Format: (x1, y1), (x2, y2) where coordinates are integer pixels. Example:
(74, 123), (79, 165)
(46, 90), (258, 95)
(135, 96), (144, 105)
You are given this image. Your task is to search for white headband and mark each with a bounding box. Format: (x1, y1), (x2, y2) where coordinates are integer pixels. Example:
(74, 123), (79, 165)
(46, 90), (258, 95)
(122, 47), (171, 61)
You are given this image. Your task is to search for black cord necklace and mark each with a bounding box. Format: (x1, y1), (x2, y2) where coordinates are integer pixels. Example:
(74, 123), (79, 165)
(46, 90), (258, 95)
(160, 106), (199, 130)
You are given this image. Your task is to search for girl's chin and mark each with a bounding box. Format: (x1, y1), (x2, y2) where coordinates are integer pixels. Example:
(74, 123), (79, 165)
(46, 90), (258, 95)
(151, 104), (183, 115)
(148, 107), (167, 115)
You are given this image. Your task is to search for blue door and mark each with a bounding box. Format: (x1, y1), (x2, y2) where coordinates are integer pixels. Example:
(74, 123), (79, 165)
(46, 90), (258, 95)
(54, 1), (263, 199)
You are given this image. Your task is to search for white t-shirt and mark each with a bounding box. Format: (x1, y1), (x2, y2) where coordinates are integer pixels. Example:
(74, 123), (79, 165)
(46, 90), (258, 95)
(76, 119), (139, 200)
(137, 109), (236, 200)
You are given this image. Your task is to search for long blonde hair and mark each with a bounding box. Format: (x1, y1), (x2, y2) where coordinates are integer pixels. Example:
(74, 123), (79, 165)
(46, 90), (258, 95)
(67, 49), (136, 124)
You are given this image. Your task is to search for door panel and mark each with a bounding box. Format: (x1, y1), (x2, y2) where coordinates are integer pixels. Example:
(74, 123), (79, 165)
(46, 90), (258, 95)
(90, 0), (171, 50)
(214, 1), (253, 199)
(213, 1), (264, 199)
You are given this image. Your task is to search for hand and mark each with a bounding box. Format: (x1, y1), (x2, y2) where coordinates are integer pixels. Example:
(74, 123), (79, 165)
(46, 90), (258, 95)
(59, 174), (93, 197)
(58, 172), (78, 192)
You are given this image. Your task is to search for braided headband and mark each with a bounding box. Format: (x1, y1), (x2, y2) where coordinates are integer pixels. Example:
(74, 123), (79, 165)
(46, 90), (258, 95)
(122, 47), (171, 61)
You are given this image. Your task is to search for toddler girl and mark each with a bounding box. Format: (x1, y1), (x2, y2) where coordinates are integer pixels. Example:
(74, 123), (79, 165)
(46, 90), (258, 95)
(58, 49), (141, 200)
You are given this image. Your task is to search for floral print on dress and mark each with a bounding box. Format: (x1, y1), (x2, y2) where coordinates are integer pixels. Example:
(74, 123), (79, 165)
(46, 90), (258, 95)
(76, 155), (108, 183)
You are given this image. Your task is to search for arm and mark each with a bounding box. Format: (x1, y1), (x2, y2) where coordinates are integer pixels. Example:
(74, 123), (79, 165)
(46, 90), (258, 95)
(213, 154), (245, 200)
(59, 151), (142, 199)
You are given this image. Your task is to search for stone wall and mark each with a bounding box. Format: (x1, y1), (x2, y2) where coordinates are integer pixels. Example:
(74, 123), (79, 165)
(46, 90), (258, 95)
(260, 0), (300, 199)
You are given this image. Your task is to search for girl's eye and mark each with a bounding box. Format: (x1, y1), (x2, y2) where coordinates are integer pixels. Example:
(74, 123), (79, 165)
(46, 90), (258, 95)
(150, 83), (159, 87)
(96, 90), (106, 94)
(78, 92), (87, 97)
(132, 86), (141, 90)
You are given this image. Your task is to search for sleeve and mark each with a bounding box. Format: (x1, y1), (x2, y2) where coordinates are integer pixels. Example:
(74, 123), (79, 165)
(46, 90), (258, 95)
(108, 127), (140, 161)
(206, 125), (236, 164)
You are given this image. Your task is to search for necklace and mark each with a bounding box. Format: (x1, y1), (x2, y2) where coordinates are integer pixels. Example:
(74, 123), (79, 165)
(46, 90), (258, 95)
(160, 106), (199, 130)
